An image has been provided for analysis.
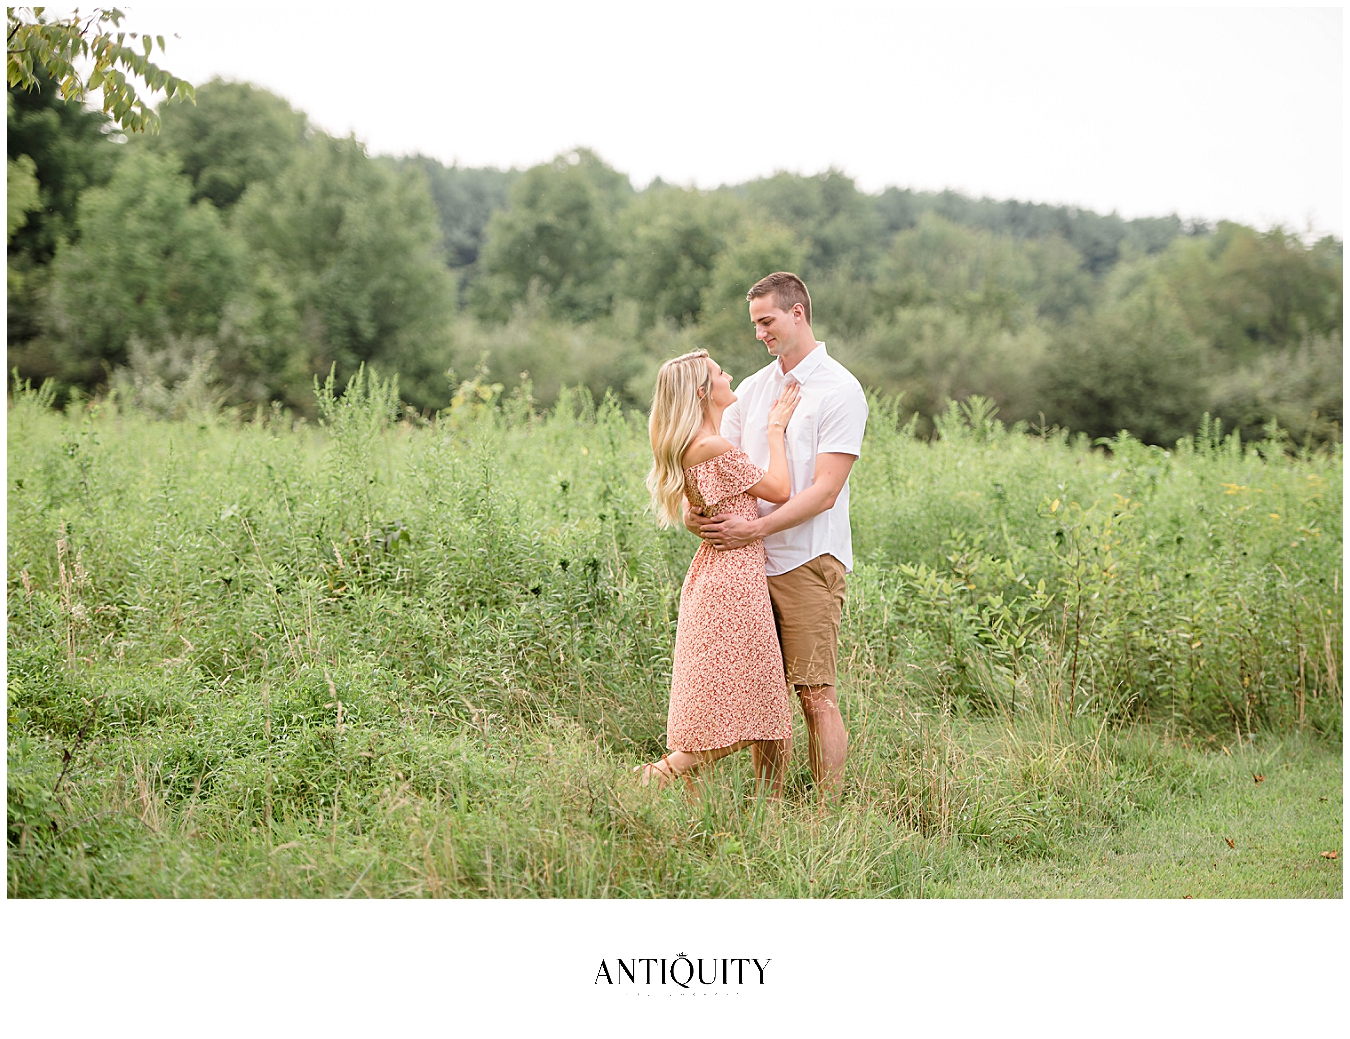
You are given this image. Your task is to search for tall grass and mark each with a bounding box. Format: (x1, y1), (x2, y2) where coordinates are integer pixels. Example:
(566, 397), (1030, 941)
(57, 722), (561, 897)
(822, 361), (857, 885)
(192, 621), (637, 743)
(6, 373), (1341, 896)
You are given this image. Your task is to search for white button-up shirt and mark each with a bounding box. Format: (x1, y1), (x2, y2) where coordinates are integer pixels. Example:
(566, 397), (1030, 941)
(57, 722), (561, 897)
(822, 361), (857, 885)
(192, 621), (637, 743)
(721, 342), (869, 576)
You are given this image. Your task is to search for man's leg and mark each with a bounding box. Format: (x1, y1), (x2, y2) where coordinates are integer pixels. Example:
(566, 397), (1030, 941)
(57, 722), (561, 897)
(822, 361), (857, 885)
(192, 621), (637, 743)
(797, 685), (847, 797)
(766, 554), (849, 802)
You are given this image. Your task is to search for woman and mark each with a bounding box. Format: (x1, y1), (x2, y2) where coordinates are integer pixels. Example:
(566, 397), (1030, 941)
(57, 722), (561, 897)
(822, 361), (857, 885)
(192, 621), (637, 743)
(638, 349), (800, 793)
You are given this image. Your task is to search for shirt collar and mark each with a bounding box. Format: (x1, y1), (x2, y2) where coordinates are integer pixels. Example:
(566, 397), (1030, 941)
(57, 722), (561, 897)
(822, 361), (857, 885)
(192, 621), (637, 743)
(776, 342), (828, 385)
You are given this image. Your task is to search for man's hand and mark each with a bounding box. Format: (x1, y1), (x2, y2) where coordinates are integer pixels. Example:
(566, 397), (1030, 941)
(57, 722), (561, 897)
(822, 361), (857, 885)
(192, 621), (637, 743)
(681, 452), (856, 551)
(683, 502), (718, 537)
(698, 513), (761, 552)
(684, 502), (760, 551)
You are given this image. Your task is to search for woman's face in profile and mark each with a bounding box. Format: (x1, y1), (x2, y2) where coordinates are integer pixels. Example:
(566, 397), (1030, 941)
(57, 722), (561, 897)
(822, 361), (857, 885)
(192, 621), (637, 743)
(705, 358), (736, 410)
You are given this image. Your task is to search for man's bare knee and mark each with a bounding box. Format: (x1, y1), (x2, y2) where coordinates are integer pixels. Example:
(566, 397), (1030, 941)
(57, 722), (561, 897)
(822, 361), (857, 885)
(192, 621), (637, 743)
(796, 684), (838, 714)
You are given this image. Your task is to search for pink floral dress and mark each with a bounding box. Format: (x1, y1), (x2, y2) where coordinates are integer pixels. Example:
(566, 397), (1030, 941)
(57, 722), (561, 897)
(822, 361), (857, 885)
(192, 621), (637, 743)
(666, 448), (792, 751)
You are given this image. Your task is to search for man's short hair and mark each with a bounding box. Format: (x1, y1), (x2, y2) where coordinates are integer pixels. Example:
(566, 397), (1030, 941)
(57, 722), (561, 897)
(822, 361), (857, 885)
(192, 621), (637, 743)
(746, 272), (811, 325)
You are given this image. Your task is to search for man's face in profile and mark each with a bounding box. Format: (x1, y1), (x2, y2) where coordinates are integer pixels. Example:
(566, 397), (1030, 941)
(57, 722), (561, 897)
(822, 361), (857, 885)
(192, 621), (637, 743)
(750, 297), (797, 358)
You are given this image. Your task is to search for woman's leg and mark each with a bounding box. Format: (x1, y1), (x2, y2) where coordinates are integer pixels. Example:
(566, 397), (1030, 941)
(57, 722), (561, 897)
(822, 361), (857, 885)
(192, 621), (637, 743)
(638, 740), (752, 788)
(641, 739), (789, 795)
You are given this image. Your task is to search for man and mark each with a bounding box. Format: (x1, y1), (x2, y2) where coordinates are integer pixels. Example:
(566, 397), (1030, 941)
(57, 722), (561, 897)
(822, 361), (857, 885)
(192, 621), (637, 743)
(687, 271), (868, 799)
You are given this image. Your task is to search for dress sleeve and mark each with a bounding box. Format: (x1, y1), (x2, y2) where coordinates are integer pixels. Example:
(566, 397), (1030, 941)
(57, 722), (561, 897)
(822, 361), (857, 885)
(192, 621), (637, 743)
(691, 449), (765, 507)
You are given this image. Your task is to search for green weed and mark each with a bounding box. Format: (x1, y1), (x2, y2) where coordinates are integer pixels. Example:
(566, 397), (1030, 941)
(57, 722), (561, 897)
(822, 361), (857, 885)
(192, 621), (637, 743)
(6, 377), (1341, 896)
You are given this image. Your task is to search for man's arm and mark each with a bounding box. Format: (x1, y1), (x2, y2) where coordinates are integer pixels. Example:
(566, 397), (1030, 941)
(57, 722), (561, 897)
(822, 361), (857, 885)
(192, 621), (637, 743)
(698, 453), (856, 551)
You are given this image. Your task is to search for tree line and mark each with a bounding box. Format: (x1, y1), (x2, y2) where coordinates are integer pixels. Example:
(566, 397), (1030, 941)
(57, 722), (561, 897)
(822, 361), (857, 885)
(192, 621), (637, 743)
(8, 76), (1342, 445)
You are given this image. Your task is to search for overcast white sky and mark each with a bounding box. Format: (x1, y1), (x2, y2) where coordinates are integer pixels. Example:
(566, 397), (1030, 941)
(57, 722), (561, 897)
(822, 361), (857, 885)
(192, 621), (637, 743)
(118, 3), (1343, 236)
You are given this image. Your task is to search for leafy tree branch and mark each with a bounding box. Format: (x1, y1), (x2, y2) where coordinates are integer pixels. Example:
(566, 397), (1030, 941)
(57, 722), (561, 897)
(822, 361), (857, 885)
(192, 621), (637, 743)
(7, 5), (193, 134)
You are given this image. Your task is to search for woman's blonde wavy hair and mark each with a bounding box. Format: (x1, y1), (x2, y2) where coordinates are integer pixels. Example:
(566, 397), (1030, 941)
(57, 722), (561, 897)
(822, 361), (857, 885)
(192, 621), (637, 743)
(646, 349), (712, 528)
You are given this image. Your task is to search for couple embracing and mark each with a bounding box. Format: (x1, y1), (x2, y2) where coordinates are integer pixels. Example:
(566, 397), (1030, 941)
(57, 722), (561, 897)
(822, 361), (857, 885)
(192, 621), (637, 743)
(639, 272), (868, 799)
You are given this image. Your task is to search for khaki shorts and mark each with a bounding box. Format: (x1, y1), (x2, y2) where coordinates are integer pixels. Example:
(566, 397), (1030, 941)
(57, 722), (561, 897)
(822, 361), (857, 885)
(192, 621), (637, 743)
(766, 553), (847, 688)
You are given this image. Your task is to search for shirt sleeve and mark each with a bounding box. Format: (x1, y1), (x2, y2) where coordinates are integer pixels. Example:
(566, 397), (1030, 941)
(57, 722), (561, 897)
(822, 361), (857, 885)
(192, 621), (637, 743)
(816, 380), (869, 457)
(720, 397), (744, 448)
(692, 449), (765, 507)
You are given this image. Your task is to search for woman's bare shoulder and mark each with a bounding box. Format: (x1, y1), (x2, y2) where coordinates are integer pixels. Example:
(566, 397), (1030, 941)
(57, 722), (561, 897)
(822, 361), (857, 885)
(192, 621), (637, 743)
(682, 435), (735, 470)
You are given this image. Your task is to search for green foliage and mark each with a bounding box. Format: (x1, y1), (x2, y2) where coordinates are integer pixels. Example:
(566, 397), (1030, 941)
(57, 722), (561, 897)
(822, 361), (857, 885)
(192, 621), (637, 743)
(6, 72), (120, 263)
(6, 6), (193, 135)
(870, 215), (1097, 327)
(6, 153), (40, 241)
(1161, 223), (1344, 361)
(743, 168), (881, 278)
(473, 149), (632, 322)
(934, 741), (1342, 897)
(695, 220), (809, 380)
(7, 74), (125, 393)
(233, 133), (457, 411)
(143, 77), (307, 209)
(1019, 233), (1099, 323)
(1209, 332), (1344, 447)
(46, 150), (244, 383)
(391, 155), (518, 273)
(5, 390), (1340, 896)
(614, 186), (743, 328)
(875, 186), (1186, 274)
(5, 77), (1342, 447)
(10, 84), (464, 413)
(873, 213), (1040, 330)
(442, 296), (712, 411)
(838, 308), (1049, 432)
(1034, 271), (1215, 445)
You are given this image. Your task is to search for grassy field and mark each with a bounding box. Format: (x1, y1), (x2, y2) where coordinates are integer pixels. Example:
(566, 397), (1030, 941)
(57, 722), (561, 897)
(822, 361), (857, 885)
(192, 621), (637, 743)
(6, 372), (1342, 897)
(938, 734), (1342, 897)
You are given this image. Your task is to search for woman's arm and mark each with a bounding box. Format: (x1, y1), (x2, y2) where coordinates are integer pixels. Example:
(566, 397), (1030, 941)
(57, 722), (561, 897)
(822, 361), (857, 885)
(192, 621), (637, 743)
(746, 383), (800, 503)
